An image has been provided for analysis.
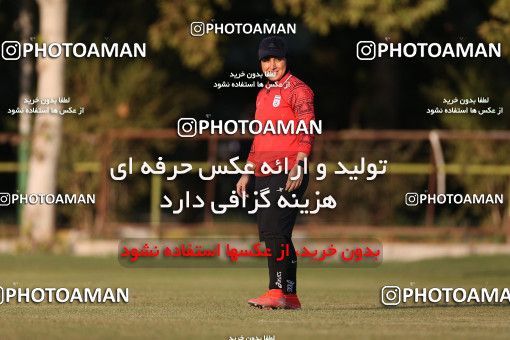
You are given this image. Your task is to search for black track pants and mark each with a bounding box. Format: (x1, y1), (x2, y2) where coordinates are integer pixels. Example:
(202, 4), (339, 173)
(254, 172), (309, 294)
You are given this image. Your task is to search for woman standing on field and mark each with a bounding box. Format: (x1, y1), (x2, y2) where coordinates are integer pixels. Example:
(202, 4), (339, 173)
(236, 36), (315, 310)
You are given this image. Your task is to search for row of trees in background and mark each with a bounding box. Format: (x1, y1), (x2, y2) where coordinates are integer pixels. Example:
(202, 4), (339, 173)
(2, 0), (509, 246)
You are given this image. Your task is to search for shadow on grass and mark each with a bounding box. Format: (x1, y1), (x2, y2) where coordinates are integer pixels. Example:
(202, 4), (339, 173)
(304, 303), (510, 311)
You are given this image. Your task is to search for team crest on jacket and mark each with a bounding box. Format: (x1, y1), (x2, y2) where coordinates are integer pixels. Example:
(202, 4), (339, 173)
(272, 95), (281, 107)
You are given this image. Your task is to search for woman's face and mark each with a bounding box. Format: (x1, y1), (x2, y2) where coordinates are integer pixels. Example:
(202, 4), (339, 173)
(260, 56), (287, 82)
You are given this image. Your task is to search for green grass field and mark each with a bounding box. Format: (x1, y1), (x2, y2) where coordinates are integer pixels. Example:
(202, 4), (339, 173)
(1, 254), (510, 339)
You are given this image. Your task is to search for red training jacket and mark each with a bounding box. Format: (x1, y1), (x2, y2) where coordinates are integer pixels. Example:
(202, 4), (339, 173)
(247, 72), (315, 177)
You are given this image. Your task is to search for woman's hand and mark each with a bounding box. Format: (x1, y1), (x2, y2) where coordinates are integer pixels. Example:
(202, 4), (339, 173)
(285, 164), (303, 192)
(236, 174), (251, 197)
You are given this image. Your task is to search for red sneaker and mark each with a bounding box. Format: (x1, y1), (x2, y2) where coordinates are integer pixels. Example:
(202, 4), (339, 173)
(248, 289), (285, 309)
(284, 294), (301, 309)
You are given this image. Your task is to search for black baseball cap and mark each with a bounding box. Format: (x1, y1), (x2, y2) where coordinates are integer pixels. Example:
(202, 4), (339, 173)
(258, 36), (287, 60)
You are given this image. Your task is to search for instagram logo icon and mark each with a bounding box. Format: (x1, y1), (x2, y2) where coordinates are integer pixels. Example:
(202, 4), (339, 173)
(381, 286), (401, 306)
(190, 22), (206, 37)
(177, 118), (197, 137)
(404, 193), (419, 206)
(356, 41), (376, 60)
(0, 193), (11, 206)
(2, 41), (21, 60)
